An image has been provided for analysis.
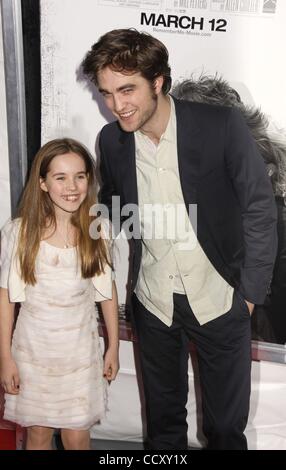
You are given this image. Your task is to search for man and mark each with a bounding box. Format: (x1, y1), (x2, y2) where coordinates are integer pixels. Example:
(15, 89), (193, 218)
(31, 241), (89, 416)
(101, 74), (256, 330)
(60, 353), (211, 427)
(82, 29), (277, 450)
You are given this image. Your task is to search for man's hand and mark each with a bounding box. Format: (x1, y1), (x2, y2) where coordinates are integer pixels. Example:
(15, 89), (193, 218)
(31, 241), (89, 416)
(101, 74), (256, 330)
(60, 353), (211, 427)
(245, 300), (255, 315)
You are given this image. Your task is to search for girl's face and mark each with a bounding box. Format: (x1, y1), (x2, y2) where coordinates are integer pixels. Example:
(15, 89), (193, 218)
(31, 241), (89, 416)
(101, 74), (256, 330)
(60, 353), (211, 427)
(40, 152), (88, 216)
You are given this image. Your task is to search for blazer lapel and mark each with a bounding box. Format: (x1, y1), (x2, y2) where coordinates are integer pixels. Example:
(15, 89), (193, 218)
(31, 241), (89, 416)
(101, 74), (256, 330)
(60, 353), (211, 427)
(173, 97), (203, 206)
(118, 131), (139, 206)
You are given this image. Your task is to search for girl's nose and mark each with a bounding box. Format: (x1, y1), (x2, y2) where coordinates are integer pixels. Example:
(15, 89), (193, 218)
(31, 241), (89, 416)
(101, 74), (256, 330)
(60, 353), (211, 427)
(66, 178), (77, 191)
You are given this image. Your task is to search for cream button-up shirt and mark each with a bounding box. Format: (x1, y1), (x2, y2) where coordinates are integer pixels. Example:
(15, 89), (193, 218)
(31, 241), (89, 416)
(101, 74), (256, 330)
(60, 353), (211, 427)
(134, 97), (234, 326)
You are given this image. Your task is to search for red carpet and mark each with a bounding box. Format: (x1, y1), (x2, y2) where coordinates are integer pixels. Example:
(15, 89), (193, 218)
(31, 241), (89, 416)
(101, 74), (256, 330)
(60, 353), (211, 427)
(0, 429), (16, 450)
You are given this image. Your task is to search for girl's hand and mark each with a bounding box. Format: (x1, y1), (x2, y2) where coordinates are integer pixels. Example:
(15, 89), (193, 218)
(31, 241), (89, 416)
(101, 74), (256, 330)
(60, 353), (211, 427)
(0, 357), (20, 395)
(103, 347), (119, 381)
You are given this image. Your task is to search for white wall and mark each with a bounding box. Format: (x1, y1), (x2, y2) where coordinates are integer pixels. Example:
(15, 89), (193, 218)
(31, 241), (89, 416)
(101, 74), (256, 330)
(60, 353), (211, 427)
(0, 5), (11, 228)
(41, 0), (286, 149)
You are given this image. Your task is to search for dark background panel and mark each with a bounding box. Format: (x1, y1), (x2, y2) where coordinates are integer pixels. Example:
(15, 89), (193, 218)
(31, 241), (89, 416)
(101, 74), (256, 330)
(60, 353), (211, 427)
(21, 0), (41, 172)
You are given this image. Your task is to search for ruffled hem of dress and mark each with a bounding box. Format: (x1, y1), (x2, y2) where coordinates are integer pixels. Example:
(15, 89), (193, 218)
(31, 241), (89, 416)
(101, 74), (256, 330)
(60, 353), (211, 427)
(3, 408), (107, 431)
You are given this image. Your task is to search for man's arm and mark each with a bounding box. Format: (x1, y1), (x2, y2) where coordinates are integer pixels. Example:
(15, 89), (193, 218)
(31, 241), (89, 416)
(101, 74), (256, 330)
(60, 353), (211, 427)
(98, 130), (117, 216)
(98, 130), (123, 239)
(225, 108), (277, 305)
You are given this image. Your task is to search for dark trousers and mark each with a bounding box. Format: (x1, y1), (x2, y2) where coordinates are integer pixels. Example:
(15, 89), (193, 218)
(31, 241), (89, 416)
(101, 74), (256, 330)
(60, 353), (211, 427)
(132, 291), (252, 450)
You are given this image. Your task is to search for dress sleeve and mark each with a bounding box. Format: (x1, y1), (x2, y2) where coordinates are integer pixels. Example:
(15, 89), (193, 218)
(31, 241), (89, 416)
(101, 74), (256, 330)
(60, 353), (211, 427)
(91, 218), (115, 302)
(0, 219), (17, 289)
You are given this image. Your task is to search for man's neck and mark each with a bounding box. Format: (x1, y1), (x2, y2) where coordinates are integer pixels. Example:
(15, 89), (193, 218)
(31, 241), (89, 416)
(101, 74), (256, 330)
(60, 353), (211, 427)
(140, 95), (171, 145)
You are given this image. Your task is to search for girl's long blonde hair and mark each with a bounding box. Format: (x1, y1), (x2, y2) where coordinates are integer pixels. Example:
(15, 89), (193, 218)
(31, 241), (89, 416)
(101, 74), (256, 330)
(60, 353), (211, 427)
(17, 138), (110, 285)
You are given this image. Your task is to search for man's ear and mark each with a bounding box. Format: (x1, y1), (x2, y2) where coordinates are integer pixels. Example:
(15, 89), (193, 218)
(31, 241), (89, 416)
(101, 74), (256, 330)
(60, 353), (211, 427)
(40, 177), (48, 192)
(153, 76), (164, 95)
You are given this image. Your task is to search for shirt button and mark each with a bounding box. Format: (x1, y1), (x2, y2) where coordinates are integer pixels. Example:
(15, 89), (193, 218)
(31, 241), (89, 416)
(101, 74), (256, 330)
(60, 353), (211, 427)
(158, 167), (165, 172)
(169, 275), (174, 279)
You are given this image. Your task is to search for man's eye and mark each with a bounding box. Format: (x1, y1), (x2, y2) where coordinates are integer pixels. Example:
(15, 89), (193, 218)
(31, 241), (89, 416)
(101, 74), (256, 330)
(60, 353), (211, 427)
(56, 177), (64, 180)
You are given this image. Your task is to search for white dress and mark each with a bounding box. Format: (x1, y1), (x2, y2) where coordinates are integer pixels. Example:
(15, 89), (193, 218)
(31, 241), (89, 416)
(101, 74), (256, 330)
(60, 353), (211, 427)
(0, 220), (112, 430)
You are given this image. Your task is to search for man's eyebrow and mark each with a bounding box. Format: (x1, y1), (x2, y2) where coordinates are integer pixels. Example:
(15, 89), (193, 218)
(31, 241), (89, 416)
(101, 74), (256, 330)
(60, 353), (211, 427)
(99, 83), (136, 94)
(117, 84), (136, 91)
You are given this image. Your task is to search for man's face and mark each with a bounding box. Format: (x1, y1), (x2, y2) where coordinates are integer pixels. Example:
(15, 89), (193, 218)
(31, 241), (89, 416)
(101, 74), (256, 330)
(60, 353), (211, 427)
(97, 67), (163, 133)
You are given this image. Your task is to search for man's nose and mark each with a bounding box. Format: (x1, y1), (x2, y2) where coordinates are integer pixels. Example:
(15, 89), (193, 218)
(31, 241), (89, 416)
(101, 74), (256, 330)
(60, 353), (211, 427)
(113, 94), (124, 113)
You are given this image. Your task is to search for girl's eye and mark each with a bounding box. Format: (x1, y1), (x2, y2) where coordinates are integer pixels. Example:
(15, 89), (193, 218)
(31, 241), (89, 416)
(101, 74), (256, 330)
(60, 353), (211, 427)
(56, 177), (65, 181)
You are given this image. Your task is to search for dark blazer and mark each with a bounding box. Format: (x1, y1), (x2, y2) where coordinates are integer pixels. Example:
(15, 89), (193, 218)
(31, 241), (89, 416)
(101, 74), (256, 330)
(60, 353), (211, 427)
(99, 97), (277, 305)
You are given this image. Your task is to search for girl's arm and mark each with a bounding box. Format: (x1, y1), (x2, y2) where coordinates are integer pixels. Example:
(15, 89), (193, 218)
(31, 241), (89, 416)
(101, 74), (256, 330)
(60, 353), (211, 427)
(100, 281), (119, 381)
(0, 287), (20, 394)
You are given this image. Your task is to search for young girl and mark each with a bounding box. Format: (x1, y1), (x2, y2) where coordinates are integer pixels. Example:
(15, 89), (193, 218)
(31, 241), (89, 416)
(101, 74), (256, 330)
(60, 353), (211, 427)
(0, 138), (119, 450)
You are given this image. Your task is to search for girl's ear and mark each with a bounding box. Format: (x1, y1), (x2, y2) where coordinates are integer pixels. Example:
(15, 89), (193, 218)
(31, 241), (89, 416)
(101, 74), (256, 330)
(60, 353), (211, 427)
(40, 177), (48, 192)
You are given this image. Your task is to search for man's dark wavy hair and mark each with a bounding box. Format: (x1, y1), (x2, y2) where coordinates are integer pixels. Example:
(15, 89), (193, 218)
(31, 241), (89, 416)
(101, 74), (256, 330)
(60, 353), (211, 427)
(172, 75), (286, 196)
(82, 28), (172, 95)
